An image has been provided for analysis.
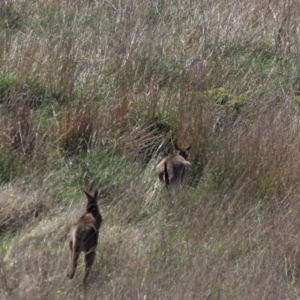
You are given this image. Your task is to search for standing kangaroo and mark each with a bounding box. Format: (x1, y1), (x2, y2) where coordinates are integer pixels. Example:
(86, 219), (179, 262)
(67, 190), (102, 285)
(156, 143), (191, 187)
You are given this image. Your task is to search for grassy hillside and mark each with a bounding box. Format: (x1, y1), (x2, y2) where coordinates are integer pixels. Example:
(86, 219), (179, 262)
(1, 0), (300, 299)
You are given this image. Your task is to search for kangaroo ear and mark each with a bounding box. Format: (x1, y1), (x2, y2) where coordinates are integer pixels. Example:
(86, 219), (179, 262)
(83, 189), (90, 198)
(174, 142), (180, 151)
(94, 190), (98, 199)
(185, 144), (191, 151)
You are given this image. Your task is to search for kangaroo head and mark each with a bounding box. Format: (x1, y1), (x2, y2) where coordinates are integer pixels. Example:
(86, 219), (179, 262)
(174, 143), (191, 160)
(83, 190), (98, 210)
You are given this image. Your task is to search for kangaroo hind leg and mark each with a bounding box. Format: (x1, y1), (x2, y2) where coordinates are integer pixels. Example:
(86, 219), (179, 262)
(83, 250), (96, 285)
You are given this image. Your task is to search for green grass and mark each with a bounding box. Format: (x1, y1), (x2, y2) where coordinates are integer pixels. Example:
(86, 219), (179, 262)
(0, 147), (22, 184)
(0, 235), (13, 257)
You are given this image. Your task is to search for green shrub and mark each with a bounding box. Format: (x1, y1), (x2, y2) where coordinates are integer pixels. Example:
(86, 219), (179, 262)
(0, 74), (60, 109)
(294, 95), (300, 108)
(137, 54), (182, 88)
(198, 88), (245, 115)
(0, 235), (13, 257)
(23, 78), (59, 109)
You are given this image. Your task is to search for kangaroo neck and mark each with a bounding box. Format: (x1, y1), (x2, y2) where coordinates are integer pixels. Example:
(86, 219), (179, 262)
(86, 203), (99, 215)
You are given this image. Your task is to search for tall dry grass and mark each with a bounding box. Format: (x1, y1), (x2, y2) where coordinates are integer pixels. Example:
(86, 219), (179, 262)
(1, 0), (300, 299)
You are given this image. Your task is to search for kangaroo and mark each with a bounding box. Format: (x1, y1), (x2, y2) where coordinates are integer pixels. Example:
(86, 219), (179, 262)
(67, 190), (102, 285)
(156, 143), (191, 187)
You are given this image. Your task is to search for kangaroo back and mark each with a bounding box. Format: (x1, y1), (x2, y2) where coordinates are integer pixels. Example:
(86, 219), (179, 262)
(156, 143), (191, 187)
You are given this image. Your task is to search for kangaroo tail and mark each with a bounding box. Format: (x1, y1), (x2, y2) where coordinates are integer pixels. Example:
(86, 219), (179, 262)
(67, 228), (79, 279)
(164, 162), (170, 186)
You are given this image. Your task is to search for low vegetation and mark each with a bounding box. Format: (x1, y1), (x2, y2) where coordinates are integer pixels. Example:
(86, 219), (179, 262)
(1, 0), (300, 299)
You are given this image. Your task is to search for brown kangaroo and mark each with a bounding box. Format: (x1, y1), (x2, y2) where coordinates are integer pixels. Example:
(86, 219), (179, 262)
(156, 143), (191, 187)
(67, 190), (102, 285)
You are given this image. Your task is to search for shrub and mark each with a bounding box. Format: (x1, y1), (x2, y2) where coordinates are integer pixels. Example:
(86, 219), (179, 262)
(198, 88), (245, 115)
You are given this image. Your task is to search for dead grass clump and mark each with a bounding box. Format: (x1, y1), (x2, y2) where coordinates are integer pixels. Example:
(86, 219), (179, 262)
(199, 97), (300, 202)
(0, 2), (22, 31)
(0, 184), (44, 235)
(0, 101), (35, 156)
(112, 121), (170, 163)
(56, 102), (99, 156)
